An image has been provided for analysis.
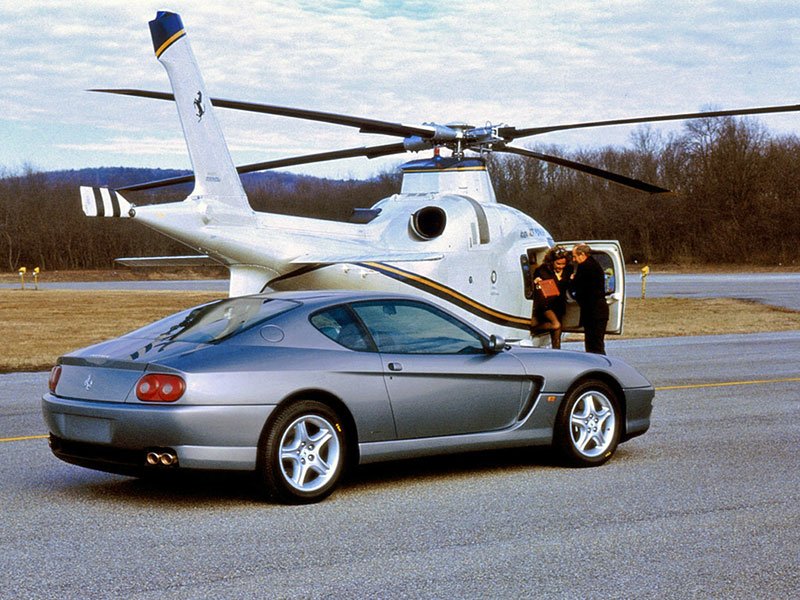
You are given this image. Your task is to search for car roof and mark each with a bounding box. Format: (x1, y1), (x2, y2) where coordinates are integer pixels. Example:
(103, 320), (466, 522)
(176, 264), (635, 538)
(250, 289), (423, 307)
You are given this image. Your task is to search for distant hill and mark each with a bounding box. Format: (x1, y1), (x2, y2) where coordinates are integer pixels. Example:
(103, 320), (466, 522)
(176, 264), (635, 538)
(29, 164), (403, 220)
(0, 164), (403, 271)
(34, 166), (383, 208)
(40, 166), (322, 190)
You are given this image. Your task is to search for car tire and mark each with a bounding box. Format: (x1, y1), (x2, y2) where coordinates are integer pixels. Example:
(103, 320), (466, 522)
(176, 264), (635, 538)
(259, 400), (347, 504)
(555, 380), (620, 467)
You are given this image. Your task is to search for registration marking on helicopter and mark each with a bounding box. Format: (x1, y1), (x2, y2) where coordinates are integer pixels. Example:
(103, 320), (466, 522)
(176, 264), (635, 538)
(362, 262), (531, 328)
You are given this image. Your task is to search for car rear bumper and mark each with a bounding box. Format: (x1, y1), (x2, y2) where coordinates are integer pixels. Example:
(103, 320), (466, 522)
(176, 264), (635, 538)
(42, 394), (275, 472)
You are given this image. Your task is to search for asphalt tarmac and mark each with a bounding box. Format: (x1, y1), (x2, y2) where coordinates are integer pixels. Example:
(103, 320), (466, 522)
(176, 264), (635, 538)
(1, 331), (798, 599)
(3, 271), (799, 310)
(628, 271), (800, 311)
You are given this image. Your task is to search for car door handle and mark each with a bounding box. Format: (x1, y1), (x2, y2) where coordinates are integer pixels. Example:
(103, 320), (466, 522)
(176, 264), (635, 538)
(388, 362), (403, 372)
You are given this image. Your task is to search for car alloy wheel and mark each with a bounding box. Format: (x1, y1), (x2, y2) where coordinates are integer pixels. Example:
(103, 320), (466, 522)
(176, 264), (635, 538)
(260, 400), (346, 504)
(556, 380), (620, 467)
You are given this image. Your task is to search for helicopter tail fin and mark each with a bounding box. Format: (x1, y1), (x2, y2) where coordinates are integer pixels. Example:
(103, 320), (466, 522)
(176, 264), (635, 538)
(148, 11), (251, 212)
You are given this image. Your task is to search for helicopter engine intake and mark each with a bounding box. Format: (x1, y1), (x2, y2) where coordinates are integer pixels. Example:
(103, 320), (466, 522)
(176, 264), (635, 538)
(410, 206), (446, 240)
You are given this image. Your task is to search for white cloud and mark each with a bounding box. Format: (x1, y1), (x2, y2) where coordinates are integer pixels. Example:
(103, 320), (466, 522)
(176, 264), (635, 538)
(55, 136), (188, 156)
(1, 0), (799, 177)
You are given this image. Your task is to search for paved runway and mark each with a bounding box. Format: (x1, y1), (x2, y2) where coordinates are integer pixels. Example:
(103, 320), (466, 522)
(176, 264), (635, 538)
(627, 271), (800, 310)
(2, 332), (798, 598)
(0, 278), (229, 292)
(3, 271), (798, 310)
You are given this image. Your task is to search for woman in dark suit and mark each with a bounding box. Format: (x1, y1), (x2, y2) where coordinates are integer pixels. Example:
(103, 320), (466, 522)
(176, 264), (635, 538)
(531, 248), (572, 349)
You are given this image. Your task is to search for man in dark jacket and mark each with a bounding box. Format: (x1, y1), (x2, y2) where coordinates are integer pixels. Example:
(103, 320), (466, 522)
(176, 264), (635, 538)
(570, 244), (609, 354)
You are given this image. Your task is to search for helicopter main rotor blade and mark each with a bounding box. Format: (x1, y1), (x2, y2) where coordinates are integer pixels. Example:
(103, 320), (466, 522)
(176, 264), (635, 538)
(116, 142), (408, 192)
(501, 103), (800, 140)
(90, 88), (436, 139)
(499, 145), (671, 194)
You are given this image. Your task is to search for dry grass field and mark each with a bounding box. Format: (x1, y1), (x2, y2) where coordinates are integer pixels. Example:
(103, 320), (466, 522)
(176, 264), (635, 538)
(3, 288), (799, 372)
(622, 296), (800, 337)
(3, 290), (222, 372)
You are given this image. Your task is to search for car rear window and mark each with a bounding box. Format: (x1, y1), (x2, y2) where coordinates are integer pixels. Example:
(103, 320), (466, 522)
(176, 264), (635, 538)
(124, 297), (299, 345)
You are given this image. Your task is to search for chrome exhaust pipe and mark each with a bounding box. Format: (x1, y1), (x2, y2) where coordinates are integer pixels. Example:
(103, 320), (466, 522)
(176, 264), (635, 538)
(145, 450), (178, 467)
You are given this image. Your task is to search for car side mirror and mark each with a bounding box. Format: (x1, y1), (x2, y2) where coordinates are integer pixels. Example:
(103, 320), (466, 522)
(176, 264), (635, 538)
(487, 334), (506, 353)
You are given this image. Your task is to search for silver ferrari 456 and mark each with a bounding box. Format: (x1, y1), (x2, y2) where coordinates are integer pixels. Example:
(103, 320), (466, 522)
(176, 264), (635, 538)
(43, 290), (654, 503)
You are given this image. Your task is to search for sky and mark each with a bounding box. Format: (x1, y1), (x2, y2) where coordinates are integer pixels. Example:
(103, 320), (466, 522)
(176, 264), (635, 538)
(2, 0), (800, 180)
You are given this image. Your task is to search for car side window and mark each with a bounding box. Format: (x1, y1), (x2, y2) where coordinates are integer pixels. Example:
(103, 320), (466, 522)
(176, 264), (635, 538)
(350, 300), (484, 355)
(310, 306), (372, 351)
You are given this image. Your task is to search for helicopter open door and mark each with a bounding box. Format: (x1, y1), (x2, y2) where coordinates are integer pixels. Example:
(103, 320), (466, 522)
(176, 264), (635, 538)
(557, 240), (626, 335)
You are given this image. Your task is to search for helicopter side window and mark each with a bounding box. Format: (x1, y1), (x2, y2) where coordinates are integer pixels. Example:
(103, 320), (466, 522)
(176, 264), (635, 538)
(520, 254), (532, 299)
(593, 253), (616, 294)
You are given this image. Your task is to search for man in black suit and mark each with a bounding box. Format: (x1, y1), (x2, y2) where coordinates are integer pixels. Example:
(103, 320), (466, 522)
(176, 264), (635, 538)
(571, 244), (609, 354)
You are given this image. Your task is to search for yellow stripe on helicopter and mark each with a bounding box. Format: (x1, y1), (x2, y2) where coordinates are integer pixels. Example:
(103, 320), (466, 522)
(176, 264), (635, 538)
(155, 29), (186, 58)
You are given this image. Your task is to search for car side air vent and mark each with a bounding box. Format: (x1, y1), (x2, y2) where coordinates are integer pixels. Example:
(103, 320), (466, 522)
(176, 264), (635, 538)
(410, 206), (446, 240)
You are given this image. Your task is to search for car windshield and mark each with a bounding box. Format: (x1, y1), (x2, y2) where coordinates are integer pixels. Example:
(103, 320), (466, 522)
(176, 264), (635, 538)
(124, 297), (299, 345)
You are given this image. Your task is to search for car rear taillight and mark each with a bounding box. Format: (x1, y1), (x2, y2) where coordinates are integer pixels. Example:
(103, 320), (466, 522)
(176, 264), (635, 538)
(136, 374), (186, 402)
(48, 365), (62, 393)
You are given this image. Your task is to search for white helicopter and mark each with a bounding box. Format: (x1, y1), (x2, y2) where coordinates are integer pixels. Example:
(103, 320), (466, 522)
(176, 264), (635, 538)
(81, 11), (800, 343)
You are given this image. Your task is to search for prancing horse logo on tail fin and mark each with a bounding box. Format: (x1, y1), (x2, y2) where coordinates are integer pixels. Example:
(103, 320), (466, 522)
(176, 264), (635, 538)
(194, 91), (205, 121)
